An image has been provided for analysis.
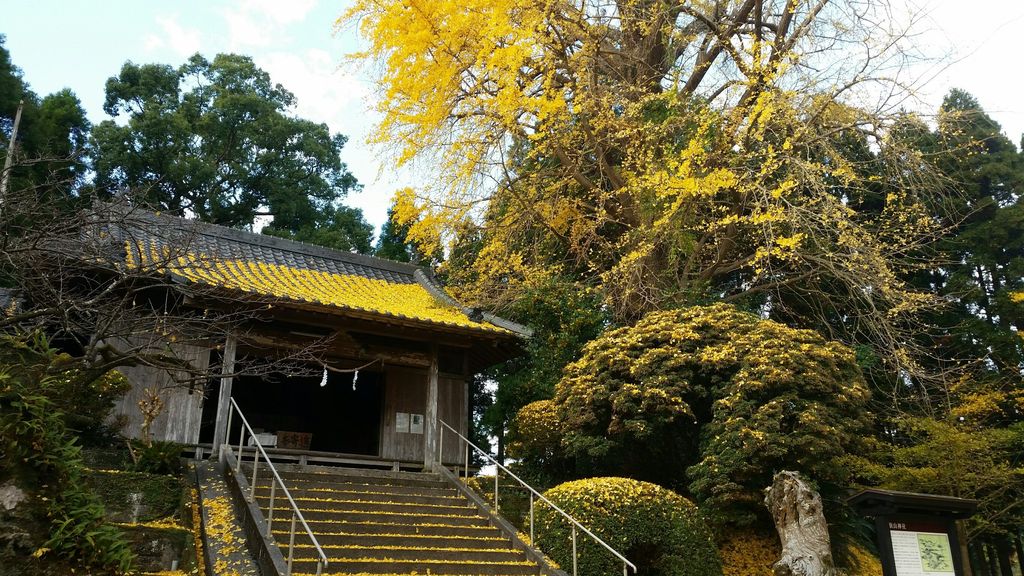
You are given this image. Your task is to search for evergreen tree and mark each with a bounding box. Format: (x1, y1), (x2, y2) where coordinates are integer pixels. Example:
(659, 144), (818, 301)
(92, 53), (371, 252)
(0, 36), (90, 200)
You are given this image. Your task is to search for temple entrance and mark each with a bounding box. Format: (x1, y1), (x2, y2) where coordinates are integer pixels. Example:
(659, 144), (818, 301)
(200, 369), (384, 456)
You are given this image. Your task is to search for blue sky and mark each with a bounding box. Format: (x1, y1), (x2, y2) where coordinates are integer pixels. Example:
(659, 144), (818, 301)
(3, 0), (1023, 236)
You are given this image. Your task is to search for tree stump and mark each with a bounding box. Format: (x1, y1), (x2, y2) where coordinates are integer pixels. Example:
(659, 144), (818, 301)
(765, 471), (836, 576)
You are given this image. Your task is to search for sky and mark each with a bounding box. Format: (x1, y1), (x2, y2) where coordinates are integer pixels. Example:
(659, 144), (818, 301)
(2, 0), (1023, 237)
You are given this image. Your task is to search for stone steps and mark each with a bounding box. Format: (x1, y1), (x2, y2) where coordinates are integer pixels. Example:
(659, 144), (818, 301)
(242, 465), (544, 576)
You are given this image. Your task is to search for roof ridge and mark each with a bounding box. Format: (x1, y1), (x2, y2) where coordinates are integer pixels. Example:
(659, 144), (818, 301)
(116, 203), (425, 277)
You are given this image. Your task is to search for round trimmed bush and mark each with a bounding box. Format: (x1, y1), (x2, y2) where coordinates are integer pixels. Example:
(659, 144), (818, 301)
(535, 477), (722, 576)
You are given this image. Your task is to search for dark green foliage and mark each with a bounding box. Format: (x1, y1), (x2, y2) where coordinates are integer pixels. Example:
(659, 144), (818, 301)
(0, 333), (134, 573)
(92, 52), (371, 251)
(845, 416), (1024, 541)
(507, 400), (573, 486)
(908, 90), (1024, 382)
(52, 368), (131, 446)
(0, 36), (91, 201)
(536, 477), (722, 576)
(375, 206), (435, 264)
(128, 440), (184, 476)
(552, 304), (871, 526)
(484, 277), (607, 458)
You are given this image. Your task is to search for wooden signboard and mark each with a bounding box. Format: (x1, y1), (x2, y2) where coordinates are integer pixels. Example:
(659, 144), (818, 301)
(848, 490), (978, 576)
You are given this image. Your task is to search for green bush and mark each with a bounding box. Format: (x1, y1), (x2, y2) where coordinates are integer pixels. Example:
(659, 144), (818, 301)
(554, 303), (871, 525)
(129, 440), (184, 475)
(535, 477), (722, 576)
(0, 333), (134, 573)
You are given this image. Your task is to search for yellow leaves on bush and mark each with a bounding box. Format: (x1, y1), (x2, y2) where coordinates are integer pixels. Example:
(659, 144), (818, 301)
(537, 477), (722, 576)
(717, 530), (882, 576)
(718, 530), (779, 576)
(508, 399), (560, 461)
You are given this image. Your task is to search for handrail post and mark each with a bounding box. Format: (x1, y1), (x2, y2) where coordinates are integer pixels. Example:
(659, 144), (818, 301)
(438, 424), (444, 467)
(530, 493), (535, 543)
(267, 480), (276, 536)
(494, 468), (499, 513)
(236, 413), (244, 473)
(287, 512), (297, 576)
(250, 447), (259, 500)
(225, 407), (233, 458)
(572, 525), (578, 576)
(229, 399), (329, 574)
(463, 438), (469, 479)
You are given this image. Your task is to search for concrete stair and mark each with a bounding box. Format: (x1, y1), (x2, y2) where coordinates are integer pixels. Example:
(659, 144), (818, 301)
(245, 465), (543, 576)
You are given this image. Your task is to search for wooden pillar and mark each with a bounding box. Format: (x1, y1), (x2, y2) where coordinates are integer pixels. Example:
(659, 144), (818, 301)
(423, 344), (439, 469)
(212, 335), (237, 458)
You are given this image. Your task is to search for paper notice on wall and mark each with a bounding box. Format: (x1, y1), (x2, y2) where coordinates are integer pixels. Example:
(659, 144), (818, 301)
(890, 522), (955, 576)
(410, 414), (424, 435)
(395, 412), (410, 433)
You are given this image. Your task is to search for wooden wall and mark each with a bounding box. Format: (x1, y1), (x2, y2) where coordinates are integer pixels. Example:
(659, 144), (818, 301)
(110, 338), (210, 445)
(379, 365), (467, 464)
(380, 366), (425, 461)
(438, 374), (469, 465)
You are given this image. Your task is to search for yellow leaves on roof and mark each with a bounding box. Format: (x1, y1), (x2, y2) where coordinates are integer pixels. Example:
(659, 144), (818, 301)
(129, 242), (506, 332)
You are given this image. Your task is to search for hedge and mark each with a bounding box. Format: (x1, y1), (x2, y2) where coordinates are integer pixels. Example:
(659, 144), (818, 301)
(535, 477), (722, 576)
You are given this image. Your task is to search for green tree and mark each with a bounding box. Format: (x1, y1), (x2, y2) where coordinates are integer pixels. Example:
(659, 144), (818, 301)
(92, 53), (371, 251)
(914, 90), (1024, 383)
(552, 303), (871, 526)
(0, 36), (90, 200)
(374, 205), (434, 264)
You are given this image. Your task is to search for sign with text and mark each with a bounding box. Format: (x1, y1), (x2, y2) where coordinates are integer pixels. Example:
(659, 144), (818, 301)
(889, 520), (955, 576)
(395, 412), (425, 434)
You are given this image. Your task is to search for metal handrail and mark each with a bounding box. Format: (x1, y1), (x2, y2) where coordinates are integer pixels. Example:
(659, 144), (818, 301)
(224, 397), (328, 576)
(436, 420), (637, 576)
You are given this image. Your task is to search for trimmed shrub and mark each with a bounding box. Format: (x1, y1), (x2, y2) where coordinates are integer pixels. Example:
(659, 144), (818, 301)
(535, 477), (722, 576)
(554, 303), (871, 526)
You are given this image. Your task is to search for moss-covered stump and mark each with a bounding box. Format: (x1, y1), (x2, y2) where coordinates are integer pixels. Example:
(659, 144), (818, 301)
(536, 477), (722, 576)
(85, 469), (183, 524)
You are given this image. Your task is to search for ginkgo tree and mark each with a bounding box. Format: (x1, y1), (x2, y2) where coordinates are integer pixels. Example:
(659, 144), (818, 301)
(341, 0), (946, 383)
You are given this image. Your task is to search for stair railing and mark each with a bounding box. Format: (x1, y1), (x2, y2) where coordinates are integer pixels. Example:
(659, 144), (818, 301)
(436, 419), (638, 576)
(225, 397), (328, 576)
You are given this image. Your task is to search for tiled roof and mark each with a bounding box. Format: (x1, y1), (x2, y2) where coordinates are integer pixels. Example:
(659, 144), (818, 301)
(115, 209), (527, 336)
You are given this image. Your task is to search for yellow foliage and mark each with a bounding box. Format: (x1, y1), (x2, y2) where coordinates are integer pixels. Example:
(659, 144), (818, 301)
(342, 0), (944, 378)
(718, 531), (882, 576)
(718, 530), (779, 576)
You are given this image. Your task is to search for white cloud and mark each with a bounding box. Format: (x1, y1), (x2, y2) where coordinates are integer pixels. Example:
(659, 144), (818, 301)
(257, 49), (368, 122)
(255, 48), (397, 231)
(222, 0), (319, 51)
(144, 15), (202, 57)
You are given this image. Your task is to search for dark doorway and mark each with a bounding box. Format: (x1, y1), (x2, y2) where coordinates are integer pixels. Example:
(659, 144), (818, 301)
(200, 369), (384, 456)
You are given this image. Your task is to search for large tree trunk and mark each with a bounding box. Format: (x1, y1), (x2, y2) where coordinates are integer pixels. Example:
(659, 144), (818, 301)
(764, 471), (837, 576)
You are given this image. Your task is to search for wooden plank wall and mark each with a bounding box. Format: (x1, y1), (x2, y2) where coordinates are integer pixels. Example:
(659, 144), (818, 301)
(379, 365), (467, 464)
(438, 374), (468, 464)
(380, 365), (426, 461)
(109, 338), (210, 445)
